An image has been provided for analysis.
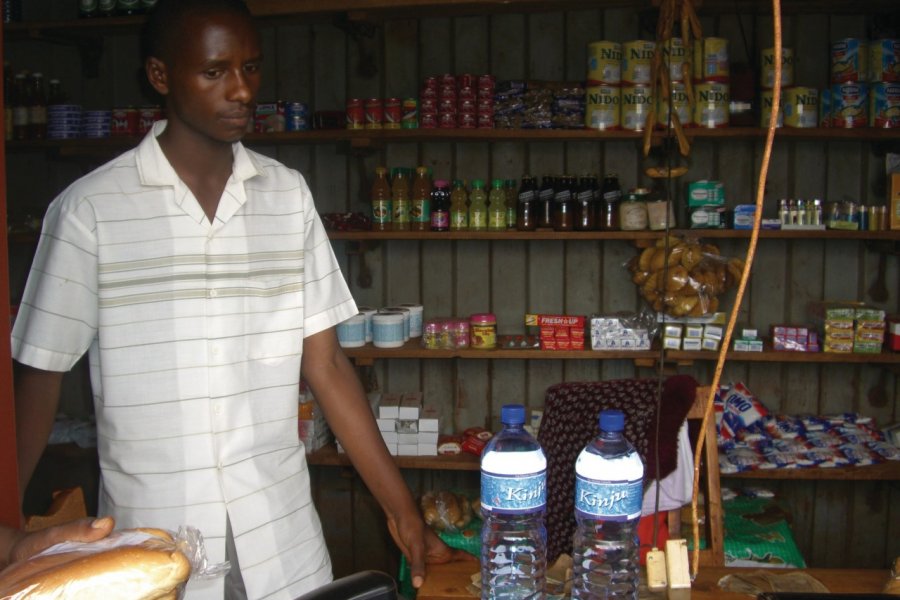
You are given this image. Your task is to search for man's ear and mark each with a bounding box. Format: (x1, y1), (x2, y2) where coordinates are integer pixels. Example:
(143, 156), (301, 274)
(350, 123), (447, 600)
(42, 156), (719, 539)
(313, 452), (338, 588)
(145, 57), (169, 95)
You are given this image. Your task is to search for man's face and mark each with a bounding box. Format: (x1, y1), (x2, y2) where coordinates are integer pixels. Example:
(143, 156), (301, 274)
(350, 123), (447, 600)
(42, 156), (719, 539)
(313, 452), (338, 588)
(156, 10), (262, 144)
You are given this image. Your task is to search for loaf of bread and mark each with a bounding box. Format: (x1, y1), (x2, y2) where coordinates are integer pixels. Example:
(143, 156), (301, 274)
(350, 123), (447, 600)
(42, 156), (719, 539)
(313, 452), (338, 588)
(0, 528), (191, 600)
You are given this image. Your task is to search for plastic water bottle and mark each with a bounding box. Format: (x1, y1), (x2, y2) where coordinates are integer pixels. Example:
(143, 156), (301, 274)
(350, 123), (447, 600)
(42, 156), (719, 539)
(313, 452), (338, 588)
(571, 409), (644, 600)
(481, 404), (547, 600)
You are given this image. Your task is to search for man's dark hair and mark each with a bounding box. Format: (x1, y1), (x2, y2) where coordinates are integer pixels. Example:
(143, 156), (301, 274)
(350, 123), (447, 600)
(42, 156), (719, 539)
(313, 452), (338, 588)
(140, 0), (253, 64)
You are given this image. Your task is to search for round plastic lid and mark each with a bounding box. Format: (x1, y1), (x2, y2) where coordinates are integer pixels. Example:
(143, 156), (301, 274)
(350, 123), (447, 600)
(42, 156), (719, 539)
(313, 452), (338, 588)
(501, 404), (526, 425)
(599, 409), (625, 432)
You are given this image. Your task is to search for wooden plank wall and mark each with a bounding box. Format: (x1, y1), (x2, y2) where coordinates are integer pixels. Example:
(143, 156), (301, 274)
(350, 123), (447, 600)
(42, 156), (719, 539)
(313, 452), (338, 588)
(3, 1), (899, 576)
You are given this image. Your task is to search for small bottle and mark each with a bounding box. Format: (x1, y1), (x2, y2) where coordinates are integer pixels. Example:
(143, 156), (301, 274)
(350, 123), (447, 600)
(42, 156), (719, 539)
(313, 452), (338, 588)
(391, 168), (411, 231)
(488, 178), (507, 231)
(12, 72), (28, 141)
(469, 179), (488, 231)
(537, 175), (555, 229)
(516, 175), (537, 231)
(79, 0), (99, 18)
(430, 179), (451, 232)
(553, 175), (574, 231)
(371, 167), (392, 231)
(449, 179), (469, 231)
(116, 0), (142, 15)
(411, 166), (432, 231)
(504, 178), (518, 229)
(481, 404), (547, 600)
(571, 409), (643, 600)
(98, 0), (116, 16)
(599, 173), (622, 231)
(27, 72), (47, 140)
(47, 79), (66, 106)
(574, 174), (596, 231)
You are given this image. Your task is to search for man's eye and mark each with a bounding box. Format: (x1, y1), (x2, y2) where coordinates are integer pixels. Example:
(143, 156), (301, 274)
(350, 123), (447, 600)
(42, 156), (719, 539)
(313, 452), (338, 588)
(205, 69), (223, 78)
(245, 62), (261, 74)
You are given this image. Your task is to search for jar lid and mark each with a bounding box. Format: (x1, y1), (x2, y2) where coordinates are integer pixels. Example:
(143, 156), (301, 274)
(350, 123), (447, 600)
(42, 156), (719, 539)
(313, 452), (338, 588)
(470, 313), (496, 324)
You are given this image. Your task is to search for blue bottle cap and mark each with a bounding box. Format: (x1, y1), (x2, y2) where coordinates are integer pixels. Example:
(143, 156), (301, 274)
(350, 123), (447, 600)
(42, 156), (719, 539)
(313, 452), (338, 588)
(599, 409), (625, 432)
(501, 404), (526, 425)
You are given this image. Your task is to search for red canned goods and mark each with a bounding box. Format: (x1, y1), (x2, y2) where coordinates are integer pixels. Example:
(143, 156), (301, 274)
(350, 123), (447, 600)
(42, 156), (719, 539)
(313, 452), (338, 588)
(458, 112), (476, 128)
(422, 76), (438, 90)
(438, 112), (457, 128)
(420, 111), (438, 128)
(439, 73), (456, 87)
(111, 107), (138, 136)
(364, 98), (383, 129)
(457, 74), (475, 89)
(477, 113), (494, 128)
(346, 98), (364, 130)
(384, 97), (401, 129)
(137, 106), (162, 135)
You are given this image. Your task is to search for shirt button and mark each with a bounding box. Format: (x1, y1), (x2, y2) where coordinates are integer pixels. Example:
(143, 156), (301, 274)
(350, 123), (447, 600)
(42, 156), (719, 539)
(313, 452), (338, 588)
(211, 345), (219, 356)
(208, 289), (218, 298)
(213, 403), (222, 416)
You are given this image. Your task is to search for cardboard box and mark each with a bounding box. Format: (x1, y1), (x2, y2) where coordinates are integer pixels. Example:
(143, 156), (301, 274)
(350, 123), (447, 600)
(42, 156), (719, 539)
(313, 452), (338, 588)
(891, 173), (900, 230)
(526, 314), (586, 351)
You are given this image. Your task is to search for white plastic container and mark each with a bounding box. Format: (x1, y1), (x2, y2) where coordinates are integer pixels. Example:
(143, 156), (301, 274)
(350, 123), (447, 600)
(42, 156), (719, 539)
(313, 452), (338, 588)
(398, 303), (424, 338)
(336, 313), (366, 348)
(357, 305), (377, 342)
(382, 306), (410, 341)
(373, 312), (405, 348)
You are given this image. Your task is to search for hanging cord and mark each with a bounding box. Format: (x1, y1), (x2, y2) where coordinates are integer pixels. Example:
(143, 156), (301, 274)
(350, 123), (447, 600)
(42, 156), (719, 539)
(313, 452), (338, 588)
(689, 0), (782, 578)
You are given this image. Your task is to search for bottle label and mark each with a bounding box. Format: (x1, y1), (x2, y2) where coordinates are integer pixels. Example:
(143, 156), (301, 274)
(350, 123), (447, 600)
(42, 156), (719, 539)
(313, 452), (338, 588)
(372, 199), (391, 224)
(574, 475), (643, 520)
(450, 209), (467, 229)
(393, 200), (410, 224)
(470, 210), (487, 229)
(431, 209), (449, 229)
(488, 210), (505, 230)
(411, 198), (430, 222)
(481, 470), (546, 514)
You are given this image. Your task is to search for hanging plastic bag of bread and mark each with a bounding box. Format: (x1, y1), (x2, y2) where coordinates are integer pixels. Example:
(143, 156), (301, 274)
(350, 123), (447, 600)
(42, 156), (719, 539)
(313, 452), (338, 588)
(420, 490), (476, 532)
(0, 525), (230, 599)
(627, 235), (745, 318)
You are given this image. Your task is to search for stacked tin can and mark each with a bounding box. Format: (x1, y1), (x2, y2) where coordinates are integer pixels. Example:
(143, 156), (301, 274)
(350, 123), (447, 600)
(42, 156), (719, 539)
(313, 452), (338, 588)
(585, 41), (622, 130)
(419, 74), (495, 129)
(692, 37), (730, 128)
(830, 38), (869, 128)
(657, 37), (690, 129)
(868, 39), (900, 128)
(760, 46), (818, 129)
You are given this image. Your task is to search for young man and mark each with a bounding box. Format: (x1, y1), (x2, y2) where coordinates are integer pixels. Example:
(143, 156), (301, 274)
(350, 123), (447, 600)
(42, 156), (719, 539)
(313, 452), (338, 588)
(11, 1), (468, 598)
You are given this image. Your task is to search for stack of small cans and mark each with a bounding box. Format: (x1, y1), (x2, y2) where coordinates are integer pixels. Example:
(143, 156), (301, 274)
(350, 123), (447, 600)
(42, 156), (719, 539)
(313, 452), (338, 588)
(47, 104), (82, 140)
(81, 110), (112, 139)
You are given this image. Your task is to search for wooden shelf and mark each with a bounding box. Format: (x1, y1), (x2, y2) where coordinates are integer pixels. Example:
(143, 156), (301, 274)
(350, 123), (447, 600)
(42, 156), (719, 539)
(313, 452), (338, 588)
(327, 229), (900, 241)
(343, 339), (900, 365)
(722, 460), (900, 481)
(7, 127), (900, 156)
(307, 442), (479, 471)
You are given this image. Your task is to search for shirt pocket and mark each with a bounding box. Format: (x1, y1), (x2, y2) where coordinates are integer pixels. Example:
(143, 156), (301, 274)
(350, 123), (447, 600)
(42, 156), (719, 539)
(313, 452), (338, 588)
(242, 275), (304, 365)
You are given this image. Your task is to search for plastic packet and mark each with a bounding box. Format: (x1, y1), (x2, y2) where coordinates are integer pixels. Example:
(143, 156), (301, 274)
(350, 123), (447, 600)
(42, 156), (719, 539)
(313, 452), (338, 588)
(420, 491), (477, 532)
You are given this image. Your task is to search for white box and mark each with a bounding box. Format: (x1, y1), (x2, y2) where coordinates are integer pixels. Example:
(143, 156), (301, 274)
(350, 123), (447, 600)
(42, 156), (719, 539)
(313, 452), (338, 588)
(399, 392), (422, 419)
(664, 324), (683, 338)
(417, 431), (439, 444)
(384, 442), (398, 455)
(417, 443), (438, 456)
(418, 404), (440, 432)
(685, 324), (704, 339)
(398, 443), (419, 456)
(704, 324), (724, 340)
(682, 337), (702, 351)
(378, 393), (401, 419)
(397, 433), (419, 444)
(376, 418), (396, 432)
(381, 431), (399, 444)
(663, 336), (681, 350)
(702, 336), (721, 351)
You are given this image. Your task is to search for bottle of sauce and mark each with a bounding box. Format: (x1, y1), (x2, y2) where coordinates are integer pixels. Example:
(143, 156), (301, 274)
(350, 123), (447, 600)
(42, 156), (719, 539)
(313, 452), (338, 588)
(504, 178), (518, 229)
(469, 179), (488, 231)
(391, 167), (410, 231)
(430, 180), (451, 231)
(371, 167), (392, 231)
(574, 174), (596, 231)
(516, 175), (537, 231)
(411, 166), (431, 231)
(488, 178), (507, 231)
(449, 179), (469, 231)
(537, 175), (555, 229)
(599, 173), (622, 231)
(553, 175), (574, 231)
(27, 72), (47, 140)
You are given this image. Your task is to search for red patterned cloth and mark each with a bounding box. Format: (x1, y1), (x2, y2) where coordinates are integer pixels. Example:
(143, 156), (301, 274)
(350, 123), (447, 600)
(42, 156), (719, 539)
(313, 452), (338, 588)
(537, 375), (698, 563)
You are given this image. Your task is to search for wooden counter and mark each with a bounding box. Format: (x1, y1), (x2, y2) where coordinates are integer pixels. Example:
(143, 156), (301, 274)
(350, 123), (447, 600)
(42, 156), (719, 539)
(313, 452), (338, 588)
(416, 560), (891, 600)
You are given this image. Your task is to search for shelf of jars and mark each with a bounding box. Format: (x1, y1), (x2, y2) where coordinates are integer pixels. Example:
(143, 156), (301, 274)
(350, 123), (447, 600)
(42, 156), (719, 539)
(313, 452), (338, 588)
(7, 127), (900, 156)
(342, 338), (900, 366)
(327, 228), (900, 242)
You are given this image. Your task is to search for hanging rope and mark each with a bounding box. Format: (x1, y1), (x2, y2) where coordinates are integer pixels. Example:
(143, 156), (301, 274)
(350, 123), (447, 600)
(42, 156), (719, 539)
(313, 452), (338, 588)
(689, 0), (783, 578)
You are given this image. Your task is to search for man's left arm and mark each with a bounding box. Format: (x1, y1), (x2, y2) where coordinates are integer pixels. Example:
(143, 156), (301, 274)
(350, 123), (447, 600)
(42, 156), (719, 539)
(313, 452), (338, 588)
(300, 328), (474, 588)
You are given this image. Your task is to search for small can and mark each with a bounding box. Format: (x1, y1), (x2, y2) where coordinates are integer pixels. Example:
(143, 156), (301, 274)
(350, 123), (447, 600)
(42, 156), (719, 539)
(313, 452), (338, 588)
(438, 112), (457, 128)
(832, 82), (868, 128)
(761, 47), (794, 89)
(111, 107), (137, 135)
(622, 40), (655, 85)
(585, 85), (621, 130)
(869, 82), (900, 128)
(868, 204), (882, 231)
(621, 84), (653, 131)
(419, 111), (437, 129)
(810, 199), (824, 226)
(760, 88), (783, 128)
(470, 313), (497, 349)
(819, 88), (832, 127)
(364, 97), (383, 129)
(346, 98), (364, 130)
(859, 205), (869, 230)
(656, 81), (690, 128)
(587, 41), (622, 85)
(693, 37), (729, 82)
(831, 38), (867, 84)
(693, 82), (729, 128)
(137, 105), (161, 134)
(458, 112), (477, 129)
(869, 39), (900, 83)
(401, 98), (418, 128)
(784, 87), (818, 128)
(383, 97), (401, 129)
(285, 102), (309, 132)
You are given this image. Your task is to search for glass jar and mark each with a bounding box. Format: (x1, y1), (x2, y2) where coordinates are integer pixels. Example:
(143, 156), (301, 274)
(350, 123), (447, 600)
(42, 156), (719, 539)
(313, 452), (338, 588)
(619, 190), (648, 230)
(470, 313), (497, 349)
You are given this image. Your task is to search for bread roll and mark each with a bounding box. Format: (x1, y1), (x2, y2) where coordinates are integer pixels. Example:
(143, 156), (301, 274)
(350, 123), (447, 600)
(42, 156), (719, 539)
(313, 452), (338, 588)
(0, 529), (191, 600)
